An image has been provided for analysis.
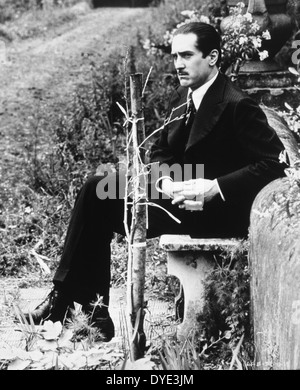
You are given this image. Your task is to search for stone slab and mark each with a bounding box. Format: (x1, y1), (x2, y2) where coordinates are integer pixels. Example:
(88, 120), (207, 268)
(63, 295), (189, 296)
(159, 234), (242, 252)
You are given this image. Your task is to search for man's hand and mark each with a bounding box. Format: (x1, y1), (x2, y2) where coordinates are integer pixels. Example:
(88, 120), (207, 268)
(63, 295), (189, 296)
(160, 178), (194, 199)
(171, 178), (220, 211)
(160, 178), (175, 199)
(172, 196), (204, 211)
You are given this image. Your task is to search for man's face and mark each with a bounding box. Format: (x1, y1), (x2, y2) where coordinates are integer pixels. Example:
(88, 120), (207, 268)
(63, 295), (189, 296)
(171, 33), (215, 90)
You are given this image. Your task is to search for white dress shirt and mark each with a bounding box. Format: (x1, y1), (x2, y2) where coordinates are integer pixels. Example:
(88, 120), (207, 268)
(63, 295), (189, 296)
(189, 71), (218, 110)
(188, 72), (225, 201)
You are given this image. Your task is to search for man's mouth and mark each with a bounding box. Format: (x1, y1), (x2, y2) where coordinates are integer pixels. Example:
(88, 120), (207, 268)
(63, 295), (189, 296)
(178, 74), (189, 80)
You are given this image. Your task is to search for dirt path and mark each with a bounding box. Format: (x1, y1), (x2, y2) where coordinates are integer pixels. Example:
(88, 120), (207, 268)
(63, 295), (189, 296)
(0, 5), (153, 176)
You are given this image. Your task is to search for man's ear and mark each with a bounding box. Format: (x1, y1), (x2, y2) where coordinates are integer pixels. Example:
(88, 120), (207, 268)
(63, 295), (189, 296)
(208, 49), (219, 66)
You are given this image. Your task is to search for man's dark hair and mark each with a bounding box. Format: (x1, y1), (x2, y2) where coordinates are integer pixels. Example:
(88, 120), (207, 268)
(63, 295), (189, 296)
(173, 22), (222, 65)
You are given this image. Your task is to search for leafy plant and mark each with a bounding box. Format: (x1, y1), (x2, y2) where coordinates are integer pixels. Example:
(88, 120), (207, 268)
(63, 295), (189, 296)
(141, 1), (271, 75)
(279, 100), (300, 144)
(13, 305), (40, 352)
(5, 304), (127, 370)
(158, 334), (203, 370)
(196, 240), (254, 368)
(65, 305), (100, 344)
(219, 2), (271, 73)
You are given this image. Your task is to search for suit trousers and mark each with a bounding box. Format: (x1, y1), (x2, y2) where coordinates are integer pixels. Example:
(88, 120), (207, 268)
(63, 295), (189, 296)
(53, 174), (247, 306)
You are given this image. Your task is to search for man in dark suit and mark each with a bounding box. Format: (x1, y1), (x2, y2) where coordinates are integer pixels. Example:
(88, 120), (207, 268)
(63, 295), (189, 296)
(24, 22), (287, 341)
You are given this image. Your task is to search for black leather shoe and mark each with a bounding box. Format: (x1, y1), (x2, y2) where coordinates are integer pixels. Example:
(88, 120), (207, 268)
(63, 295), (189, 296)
(82, 304), (115, 342)
(23, 288), (74, 325)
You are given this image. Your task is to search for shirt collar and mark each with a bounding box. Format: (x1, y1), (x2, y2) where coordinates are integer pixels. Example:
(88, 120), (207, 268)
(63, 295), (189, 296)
(188, 72), (219, 110)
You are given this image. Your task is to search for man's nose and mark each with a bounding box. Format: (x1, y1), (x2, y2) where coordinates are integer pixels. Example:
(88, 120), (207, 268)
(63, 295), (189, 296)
(175, 57), (185, 70)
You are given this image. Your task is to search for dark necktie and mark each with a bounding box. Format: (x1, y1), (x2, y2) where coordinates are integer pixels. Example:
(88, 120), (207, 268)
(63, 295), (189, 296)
(183, 93), (196, 146)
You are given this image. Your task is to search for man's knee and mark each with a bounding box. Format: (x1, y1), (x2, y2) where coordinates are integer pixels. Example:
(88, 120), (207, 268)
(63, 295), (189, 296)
(80, 175), (102, 193)
(74, 175), (105, 206)
(94, 172), (127, 200)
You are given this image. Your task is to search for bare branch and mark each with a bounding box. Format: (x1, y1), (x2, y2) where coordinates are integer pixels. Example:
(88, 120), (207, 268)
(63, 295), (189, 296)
(139, 101), (188, 148)
(142, 67), (153, 97)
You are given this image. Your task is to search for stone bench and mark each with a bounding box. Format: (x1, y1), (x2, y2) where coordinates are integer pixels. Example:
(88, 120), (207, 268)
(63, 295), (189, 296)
(159, 234), (242, 339)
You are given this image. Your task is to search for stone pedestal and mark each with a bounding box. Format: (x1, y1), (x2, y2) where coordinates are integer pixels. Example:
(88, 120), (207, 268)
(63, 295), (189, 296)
(159, 235), (241, 340)
(231, 46), (300, 110)
(235, 67), (299, 109)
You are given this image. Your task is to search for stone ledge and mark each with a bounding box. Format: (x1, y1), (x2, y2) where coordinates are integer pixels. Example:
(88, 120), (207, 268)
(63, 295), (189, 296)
(159, 234), (242, 252)
(237, 69), (299, 89)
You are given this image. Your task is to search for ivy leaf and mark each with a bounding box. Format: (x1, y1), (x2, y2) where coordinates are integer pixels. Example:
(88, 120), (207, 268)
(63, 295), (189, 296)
(59, 351), (87, 370)
(41, 320), (63, 340)
(124, 356), (156, 370)
(284, 102), (293, 111)
(224, 330), (232, 339)
(288, 67), (300, 76)
(30, 353), (58, 370)
(0, 346), (31, 361)
(36, 338), (57, 352)
(7, 358), (31, 371)
(116, 102), (129, 120)
(57, 328), (74, 348)
(0, 346), (18, 361)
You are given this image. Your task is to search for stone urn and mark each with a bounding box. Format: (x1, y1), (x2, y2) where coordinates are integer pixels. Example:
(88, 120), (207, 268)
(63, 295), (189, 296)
(221, 0), (294, 72)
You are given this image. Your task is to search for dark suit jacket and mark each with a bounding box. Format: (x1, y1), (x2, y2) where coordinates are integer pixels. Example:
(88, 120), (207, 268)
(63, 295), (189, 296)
(149, 73), (287, 237)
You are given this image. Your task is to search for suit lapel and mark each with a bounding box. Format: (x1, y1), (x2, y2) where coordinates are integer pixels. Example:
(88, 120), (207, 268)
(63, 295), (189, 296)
(185, 73), (228, 151)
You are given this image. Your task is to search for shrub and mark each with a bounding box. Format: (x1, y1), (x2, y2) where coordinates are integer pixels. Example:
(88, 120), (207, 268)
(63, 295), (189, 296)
(196, 241), (254, 368)
(279, 102), (300, 145)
